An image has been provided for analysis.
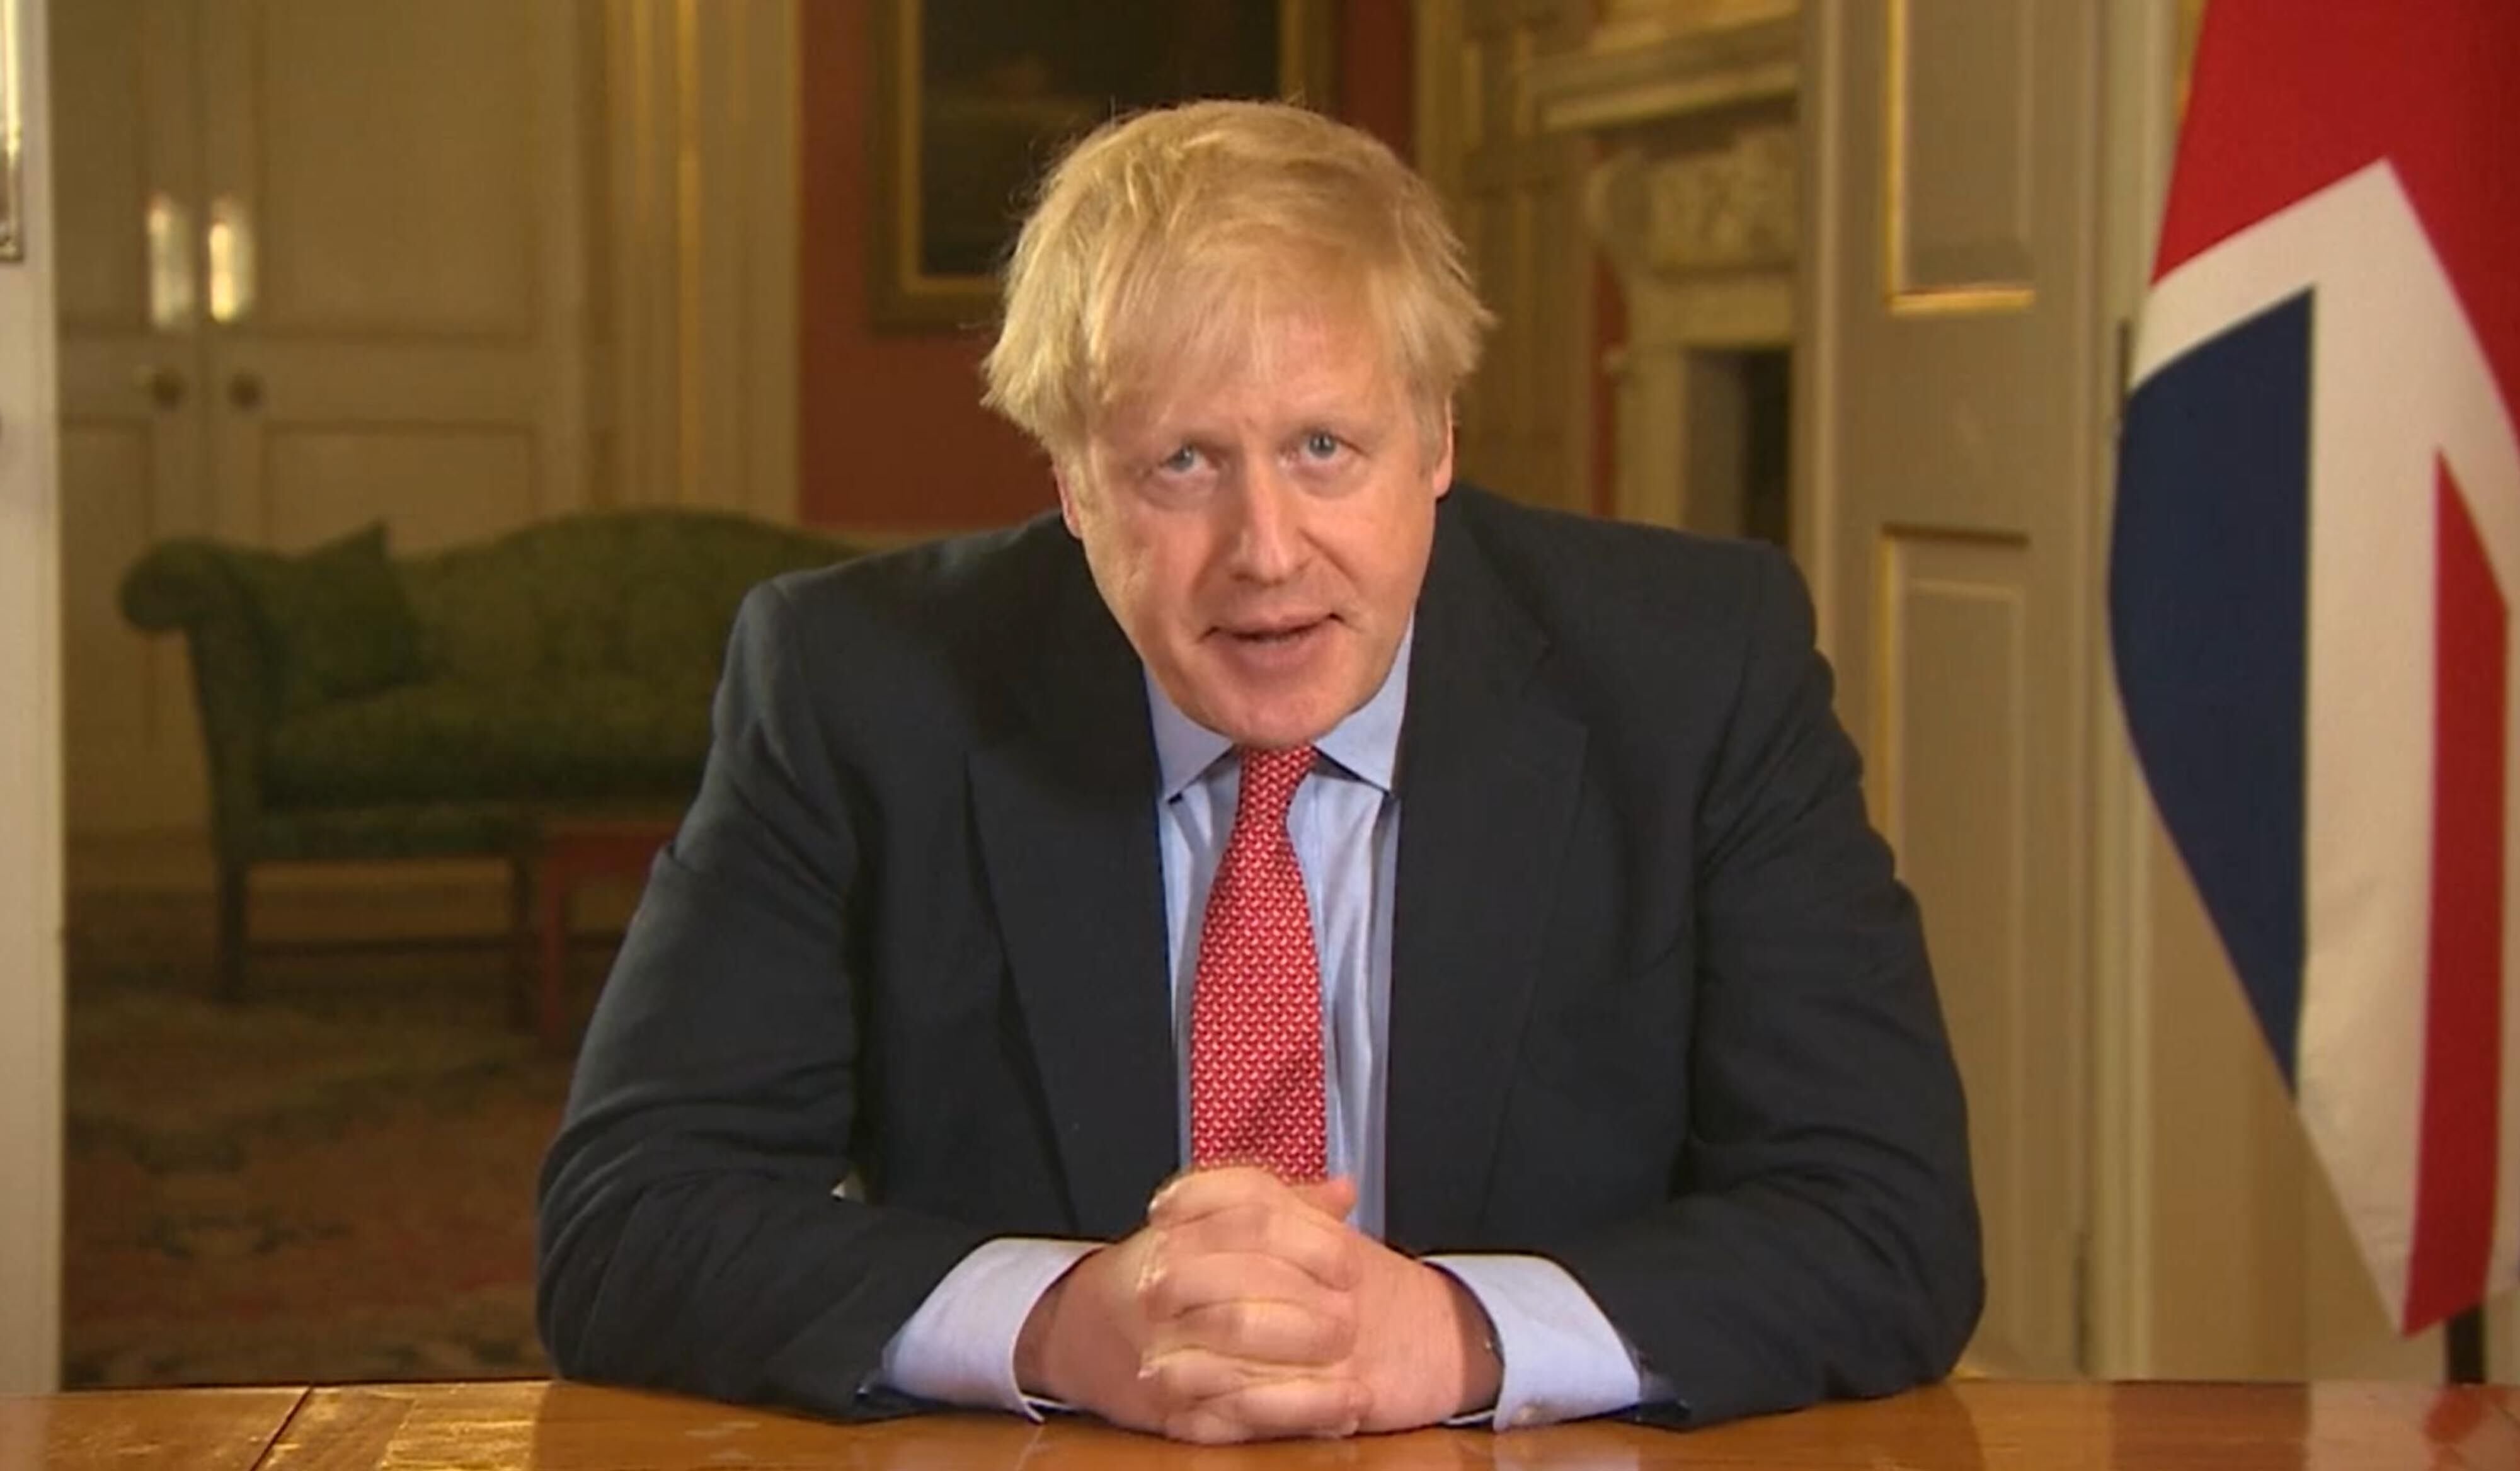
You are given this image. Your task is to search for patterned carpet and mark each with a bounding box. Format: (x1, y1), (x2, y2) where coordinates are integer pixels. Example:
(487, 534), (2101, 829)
(61, 889), (592, 1388)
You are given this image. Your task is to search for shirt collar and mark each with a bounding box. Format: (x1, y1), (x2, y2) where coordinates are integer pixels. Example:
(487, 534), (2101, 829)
(1148, 621), (1414, 800)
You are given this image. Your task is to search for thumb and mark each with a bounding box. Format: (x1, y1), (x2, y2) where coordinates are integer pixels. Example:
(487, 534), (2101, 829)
(1292, 1174), (1359, 1221)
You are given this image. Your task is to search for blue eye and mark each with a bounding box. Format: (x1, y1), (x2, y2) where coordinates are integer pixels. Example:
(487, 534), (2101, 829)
(1159, 445), (1200, 474)
(1302, 431), (1341, 459)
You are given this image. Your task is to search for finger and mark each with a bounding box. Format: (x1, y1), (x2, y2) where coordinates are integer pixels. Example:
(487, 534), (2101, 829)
(1143, 1276), (1359, 1366)
(1140, 1249), (1356, 1357)
(1143, 1351), (1366, 1444)
(1147, 1165), (1295, 1222)
(1143, 1201), (1361, 1293)
(1142, 1245), (1339, 1317)
(1290, 1174), (1358, 1222)
(1144, 1249), (1351, 1320)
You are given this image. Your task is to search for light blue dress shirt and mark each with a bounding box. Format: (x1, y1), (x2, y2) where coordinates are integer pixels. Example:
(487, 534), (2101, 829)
(878, 626), (1653, 1428)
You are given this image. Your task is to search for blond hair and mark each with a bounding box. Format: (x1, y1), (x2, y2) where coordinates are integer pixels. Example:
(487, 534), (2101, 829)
(982, 100), (1492, 466)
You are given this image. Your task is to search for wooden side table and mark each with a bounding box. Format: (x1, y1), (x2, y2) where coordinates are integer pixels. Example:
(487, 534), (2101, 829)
(531, 815), (677, 1053)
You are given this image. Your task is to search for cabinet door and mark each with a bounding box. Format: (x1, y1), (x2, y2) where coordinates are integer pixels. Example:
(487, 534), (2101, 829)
(198, 0), (590, 556)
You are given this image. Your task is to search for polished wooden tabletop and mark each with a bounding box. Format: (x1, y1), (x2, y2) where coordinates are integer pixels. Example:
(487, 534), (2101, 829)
(0, 1386), (306, 1471)
(4, 1378), (2516, 1470)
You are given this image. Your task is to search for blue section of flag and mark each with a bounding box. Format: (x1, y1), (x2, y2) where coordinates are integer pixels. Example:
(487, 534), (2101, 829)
(2111, 291), (2315, 1086)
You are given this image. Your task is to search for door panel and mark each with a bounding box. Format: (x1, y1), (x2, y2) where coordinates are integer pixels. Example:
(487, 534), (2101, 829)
(1803, 0), (2102, 1375)
(53, 0), (209, 834)
(1877, 530), (2069, 1359)
(1891, 0), (2035, 293)
(247, 0), (539, 336)
(202, 0), (578, 554)
(261, 426), (538, 553)
(50, 0), (152, 329)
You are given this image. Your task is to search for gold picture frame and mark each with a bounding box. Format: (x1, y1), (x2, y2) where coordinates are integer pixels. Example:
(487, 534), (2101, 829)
(0, 0), (23, 263)
(868, 0), (1337, 331)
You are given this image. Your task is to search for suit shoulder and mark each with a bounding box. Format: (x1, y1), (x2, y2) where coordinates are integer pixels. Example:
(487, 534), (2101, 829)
(1443, 483), (1798, 631)
(719, 512), (1089, 754)
(754, 512), (1075, 646)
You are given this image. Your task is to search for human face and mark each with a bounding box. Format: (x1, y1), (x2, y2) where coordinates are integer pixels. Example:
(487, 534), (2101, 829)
(1058, 311), (1453, 750)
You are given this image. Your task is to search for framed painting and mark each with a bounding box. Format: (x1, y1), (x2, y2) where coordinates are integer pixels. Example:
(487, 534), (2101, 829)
(869, 0), (1337, 329)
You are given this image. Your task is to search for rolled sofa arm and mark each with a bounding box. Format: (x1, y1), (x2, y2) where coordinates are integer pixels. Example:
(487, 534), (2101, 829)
(118, 539), (272, 863)
(122, 539), (250, 634)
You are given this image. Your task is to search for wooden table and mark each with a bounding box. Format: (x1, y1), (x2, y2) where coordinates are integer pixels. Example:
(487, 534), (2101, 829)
(0, 1387), (304, 1470)
(6, 1378), (2516, 1469)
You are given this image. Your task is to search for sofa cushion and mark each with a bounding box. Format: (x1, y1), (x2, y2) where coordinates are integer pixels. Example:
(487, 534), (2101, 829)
(263, 673), (720, 809)
(229, 524), (427, 712)
(403, 512), (844, 687)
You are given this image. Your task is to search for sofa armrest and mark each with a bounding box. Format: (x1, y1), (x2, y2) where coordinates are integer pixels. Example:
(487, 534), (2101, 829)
(119, 539), (273, 862)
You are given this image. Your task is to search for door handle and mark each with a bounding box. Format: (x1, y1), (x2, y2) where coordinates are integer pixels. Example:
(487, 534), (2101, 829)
(228, 373), (264, 411)
(135, 365), (186, 410)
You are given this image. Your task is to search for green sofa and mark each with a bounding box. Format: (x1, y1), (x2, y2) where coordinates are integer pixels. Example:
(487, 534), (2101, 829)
(120, 510), (857, 1001)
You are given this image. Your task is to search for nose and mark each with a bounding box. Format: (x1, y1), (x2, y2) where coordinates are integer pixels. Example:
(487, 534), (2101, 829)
(1225, 461), (1307, 583)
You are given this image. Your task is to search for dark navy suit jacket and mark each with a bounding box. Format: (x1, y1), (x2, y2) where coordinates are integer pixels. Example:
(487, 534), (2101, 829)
(535, 484), (1983, 1428)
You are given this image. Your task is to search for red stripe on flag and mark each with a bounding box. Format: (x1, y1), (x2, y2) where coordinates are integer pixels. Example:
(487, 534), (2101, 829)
(2409, 461), (2506, 1333)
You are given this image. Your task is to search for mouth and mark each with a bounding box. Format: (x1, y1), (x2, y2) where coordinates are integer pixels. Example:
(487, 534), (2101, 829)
(1215, 614), (1334, 647)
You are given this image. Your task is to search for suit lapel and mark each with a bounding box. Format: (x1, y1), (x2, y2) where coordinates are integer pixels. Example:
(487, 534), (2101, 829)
(1385, 506), (1588, 1251)
(969, 549), (1179, 1239)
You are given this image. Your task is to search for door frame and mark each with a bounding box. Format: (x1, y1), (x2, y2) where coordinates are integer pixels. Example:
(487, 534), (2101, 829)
(0, 0), (64, 1395)
(2085, 0), (2184, 1379)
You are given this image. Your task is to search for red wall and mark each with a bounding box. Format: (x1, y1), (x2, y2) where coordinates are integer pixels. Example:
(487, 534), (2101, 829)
(794, 4), (1045, 531)
(1339, 1), (1414, 158)
(795, 4), (1416, 532)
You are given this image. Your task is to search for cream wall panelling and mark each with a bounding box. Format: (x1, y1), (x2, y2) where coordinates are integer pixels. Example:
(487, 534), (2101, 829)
(0, 0), (65, 1397)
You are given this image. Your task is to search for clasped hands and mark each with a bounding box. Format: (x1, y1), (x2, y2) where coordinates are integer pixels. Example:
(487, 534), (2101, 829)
(1012, 1165), (1503, 1443)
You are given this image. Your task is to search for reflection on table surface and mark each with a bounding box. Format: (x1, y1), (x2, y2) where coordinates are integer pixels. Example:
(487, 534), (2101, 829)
(5, 1377), (2516, 1469)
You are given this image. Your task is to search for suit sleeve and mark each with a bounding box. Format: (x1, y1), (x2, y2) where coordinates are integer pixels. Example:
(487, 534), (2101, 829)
(536, 581), (992, 1419)
(1552, 547), (1984, 1426)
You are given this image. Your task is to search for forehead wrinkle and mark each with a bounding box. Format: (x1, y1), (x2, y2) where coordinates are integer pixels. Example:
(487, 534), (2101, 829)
(1108, 311), (1403, 450)
(1094, 240), (1379, 401)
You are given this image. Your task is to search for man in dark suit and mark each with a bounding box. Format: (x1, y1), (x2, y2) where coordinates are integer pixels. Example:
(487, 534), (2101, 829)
(537, 100), (1979, 1443)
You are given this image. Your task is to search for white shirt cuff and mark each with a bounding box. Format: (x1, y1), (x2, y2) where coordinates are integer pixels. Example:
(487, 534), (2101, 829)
(874, 1237), (1097, 1416)
(1426, 1253), (1648, 1429)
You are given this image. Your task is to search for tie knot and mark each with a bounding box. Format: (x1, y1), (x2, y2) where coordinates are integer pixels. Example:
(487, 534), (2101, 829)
(1237, 745), (1315, 821)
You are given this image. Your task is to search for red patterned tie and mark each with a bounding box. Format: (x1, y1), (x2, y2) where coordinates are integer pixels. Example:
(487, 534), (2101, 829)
(1188, 745), (1327, 1181)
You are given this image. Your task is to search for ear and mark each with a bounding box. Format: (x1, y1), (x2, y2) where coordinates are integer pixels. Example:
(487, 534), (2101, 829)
(1428, 411), (1457, 500)
(1053, 462), (1088, 538)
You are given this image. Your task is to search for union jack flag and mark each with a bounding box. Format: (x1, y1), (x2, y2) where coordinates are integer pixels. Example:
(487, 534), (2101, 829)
(2111, 0), (2519, 1334)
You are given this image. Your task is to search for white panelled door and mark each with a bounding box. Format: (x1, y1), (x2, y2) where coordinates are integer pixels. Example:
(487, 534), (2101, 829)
(55, 0), (592, 837)
(1800, 0), (2106, 1376)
